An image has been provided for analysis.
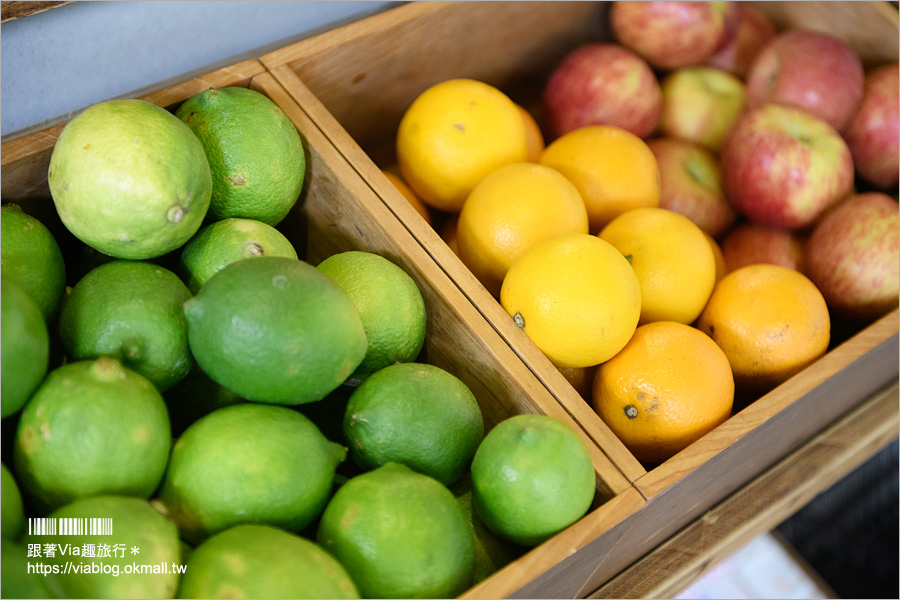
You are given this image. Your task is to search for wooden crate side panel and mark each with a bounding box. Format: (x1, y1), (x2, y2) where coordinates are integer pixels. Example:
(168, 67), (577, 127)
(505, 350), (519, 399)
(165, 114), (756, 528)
(261, 1), (606, 156)
(461, 488), (646, 600)
(750, 0), (900, 68)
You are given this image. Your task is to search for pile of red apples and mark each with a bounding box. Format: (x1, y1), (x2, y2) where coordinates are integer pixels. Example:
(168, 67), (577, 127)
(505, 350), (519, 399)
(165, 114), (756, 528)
(541, 0), (899, 323)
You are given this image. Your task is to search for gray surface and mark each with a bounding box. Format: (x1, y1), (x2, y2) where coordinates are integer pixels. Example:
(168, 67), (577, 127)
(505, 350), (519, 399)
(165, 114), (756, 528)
(1, 0), (395, 138)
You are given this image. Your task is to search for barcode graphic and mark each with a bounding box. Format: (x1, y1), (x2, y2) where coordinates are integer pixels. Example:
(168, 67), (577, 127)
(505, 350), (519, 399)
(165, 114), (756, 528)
(28, 518), (113, 536)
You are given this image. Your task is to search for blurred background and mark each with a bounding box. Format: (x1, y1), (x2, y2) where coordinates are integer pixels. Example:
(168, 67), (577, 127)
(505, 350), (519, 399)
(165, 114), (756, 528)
(1, 1), (395, 138)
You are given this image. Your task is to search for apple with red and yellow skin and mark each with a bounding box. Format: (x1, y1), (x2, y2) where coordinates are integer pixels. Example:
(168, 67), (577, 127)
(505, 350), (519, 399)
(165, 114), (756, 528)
(659, 66), (747, 153)
(721, 104), (855, 230)
(542, 43), (662, 140)
(647, 137), (737, 239)
(704, 4), (776, 78)
(720, 222), (807, 275)
(609, 1), (738, 71)
(842, 63), (900, 191)
(745, 30), (865, 132)
(806, 192), (899, 321)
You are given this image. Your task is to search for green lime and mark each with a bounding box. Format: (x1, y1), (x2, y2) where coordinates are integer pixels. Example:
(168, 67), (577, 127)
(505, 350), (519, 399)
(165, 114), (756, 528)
(27, 495), (181, 599)
(1, 204), (67, 322)
(1, 463), (25, 541)
(12, 357), (171, 514)
(1, 278), (50, 418)
(317, 462), (475, 599)
(48, 98), (212, 259)
(163, 364), (245, 438)
(344, 362), (483, 486)
(183, 256), (366, 405)
(179, 217), (298, 293)
(177, 524), (359, 599)
(471, 414), (595, 547)
(450, 473), (524, 583)
(175, 87), (306, 226)
(1, 538), (56, 599)
(59, 260), (193, 392)
(156, 404), (346, 544)
(317, 251), (426, 384)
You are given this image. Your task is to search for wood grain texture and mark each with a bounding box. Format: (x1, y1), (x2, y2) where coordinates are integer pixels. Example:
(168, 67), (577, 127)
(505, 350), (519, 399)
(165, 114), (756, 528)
(591, 381), (899, 599)
(1, 1), (72, 23)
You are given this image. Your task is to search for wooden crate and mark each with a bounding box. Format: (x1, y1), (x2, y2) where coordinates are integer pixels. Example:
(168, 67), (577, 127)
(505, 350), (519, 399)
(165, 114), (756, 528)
(0, 61), (649, 598)
(261, 1), (900, 594)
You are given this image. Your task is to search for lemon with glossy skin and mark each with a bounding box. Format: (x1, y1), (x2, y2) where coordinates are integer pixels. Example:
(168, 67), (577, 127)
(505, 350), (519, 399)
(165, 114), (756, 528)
(500, 233), (642, 368)
(599, 207), (717, 325)
(457, 162), (589, 297)
(540, 125), (661, 233)
(48, 99), (212, 259)
(176, 87), (306, 226)
(397, 78), (528, 213)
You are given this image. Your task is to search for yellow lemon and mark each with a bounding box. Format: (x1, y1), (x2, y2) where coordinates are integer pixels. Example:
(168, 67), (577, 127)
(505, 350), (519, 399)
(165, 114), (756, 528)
(396, 79), (529, 213)
(457, 162), (589, 297)
(599, 207), (716, 325)
(500, 233), (641, 368)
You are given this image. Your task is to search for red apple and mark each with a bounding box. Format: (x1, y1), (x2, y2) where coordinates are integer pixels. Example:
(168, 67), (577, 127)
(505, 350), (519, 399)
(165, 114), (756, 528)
(721, 104), (855, 229)
(704, 4), (776, 78)
(720, 222), (807, 274)
(745, 30), (865, 132)
(610, 1), (738, 71)
(842, 63), (900, 191)
(542, 43), (662, 139)
(806, 192), (899, 321)
(659, 66), (747, 153)
(647, 137), (737, 239)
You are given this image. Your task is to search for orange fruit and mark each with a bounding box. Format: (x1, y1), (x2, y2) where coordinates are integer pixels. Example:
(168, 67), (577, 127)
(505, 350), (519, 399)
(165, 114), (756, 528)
(591, 321), (734, 464)
(696, 264), (831, 391)
(557, 364), (598, 402)
(500, 233), (641, 368)
(599, 207), (716, 325)
(456, 162), (589, 297)
(516, 105), (545, 162)
(539, 125), (660, 233)
(382, 170), (432, 226)
(396, 79), (529, 213)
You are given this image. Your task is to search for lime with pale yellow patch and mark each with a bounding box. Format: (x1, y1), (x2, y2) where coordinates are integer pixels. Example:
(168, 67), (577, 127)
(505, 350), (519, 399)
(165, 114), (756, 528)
(177, 524), (360, 599)
(12, 357), (171, 514)
(179, 217), (298, 293)
(176, 87), (306, 226)
(156, 404), (346, 544)
(48, 99), (212, 259)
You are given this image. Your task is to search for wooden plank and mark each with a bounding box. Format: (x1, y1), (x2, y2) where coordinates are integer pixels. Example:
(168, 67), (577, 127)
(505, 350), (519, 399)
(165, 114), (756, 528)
(1, 1), (72, 23)
(590, 381), (899, 599)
